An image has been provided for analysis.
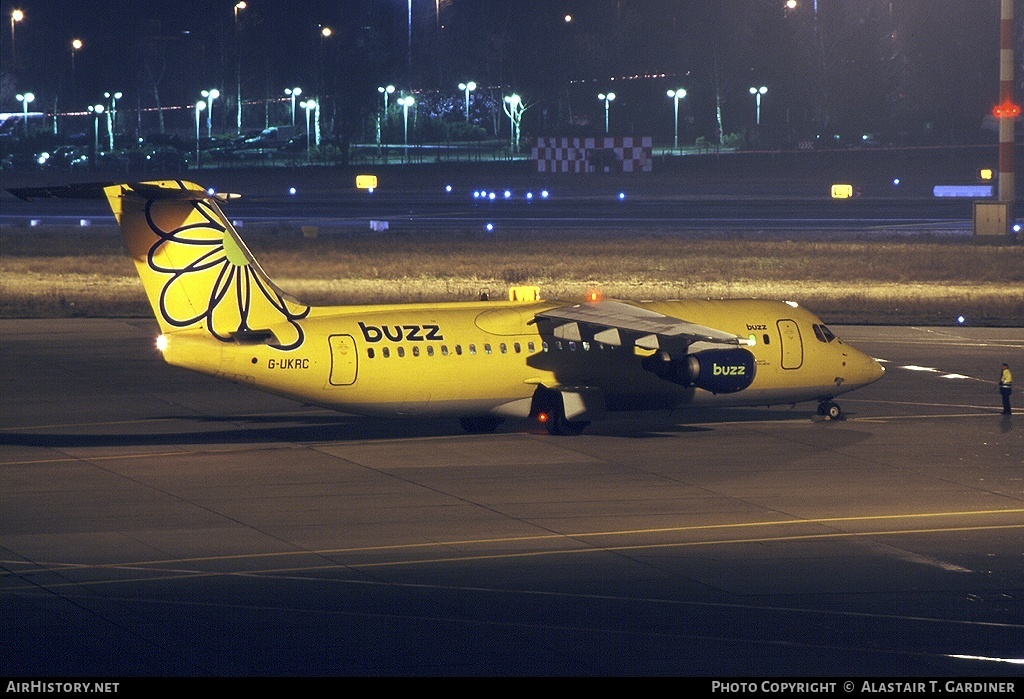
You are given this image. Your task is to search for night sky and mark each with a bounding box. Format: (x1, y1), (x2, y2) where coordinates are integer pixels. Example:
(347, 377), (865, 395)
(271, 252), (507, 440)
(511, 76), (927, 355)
(1, 0), (1017, 146)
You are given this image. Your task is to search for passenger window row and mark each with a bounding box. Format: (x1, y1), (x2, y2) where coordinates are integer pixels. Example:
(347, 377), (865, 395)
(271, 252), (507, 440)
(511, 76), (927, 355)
(366, 339), (628, 359)
(367, 341), (536, 359)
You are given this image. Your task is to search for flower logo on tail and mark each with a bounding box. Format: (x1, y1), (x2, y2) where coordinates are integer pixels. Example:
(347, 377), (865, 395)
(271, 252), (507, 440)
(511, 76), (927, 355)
(144, 195), (309, 350)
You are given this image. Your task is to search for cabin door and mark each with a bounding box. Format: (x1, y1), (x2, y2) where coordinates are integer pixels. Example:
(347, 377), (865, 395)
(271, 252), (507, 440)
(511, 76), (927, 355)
(328, 334), (358, 386)
(777, 319), (804, 370)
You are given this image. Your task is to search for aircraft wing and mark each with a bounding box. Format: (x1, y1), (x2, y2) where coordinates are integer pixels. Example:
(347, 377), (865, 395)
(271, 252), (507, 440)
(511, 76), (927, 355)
(536, 300), (750, 355)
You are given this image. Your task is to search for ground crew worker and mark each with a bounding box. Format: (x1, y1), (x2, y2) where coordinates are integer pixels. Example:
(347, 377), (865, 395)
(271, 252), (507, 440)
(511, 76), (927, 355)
(999, 363), (1012, 415)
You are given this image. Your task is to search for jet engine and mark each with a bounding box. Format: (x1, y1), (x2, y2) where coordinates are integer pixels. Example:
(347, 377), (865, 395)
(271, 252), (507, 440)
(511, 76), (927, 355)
(642, 347), (756, 394)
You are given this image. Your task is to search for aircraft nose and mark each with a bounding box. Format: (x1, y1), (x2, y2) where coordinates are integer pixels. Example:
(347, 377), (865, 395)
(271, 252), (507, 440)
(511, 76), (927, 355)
(868, 355), (885, 382)
(851, 349), (885, 386)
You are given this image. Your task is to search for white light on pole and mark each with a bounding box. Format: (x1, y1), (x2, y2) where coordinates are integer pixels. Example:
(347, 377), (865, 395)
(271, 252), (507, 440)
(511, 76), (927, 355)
(749, 85), (767, 125)
(201, 89), (220, 136)
(377, 84), (395, 114)
(598, 92), (615, 134)
(458, 81), (476, 122)
(667, 88), (686, 152)
(300, 99), (315, 159)
(503, 93), (522, 153)
(70, 38), (82, 85)
(234, 1), (246, 134)
(10, 9), (23, 63)
(104, 91), (121, 151)
(195, 100), (206, 167)
(15, 91), (33, 136)
(88, 103), (104, 162)
(285, 87), (302, 127)
(398, 95), (415, 155)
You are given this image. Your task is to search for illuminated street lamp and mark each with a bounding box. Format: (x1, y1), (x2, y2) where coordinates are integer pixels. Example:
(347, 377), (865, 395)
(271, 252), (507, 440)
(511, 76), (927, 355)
(377, 85), (395, 149)
(317, 26), (332, 102)
(458, 81), (476, 122)
(15, 92), (33, 136)
(504, 93), (522, 153)
(10, 9), (23, 63)
(88, 103), (104, 162)
(234, 1), (246, 134)
(70, 38), (83, 85)
(667, 88), (686, 152)
(598, 92), (615, 134)
(299, 98), (316, 158)
(195, 100), (206, 167)
(201, 89), (220, 136)
(378, 85), (395, 136)
(749, 85), (767, 125)
(398, 95), (415, 153)
(377, 84), (395, 114)
(285, 87), (302, 127)
(104, 91), (122, 151)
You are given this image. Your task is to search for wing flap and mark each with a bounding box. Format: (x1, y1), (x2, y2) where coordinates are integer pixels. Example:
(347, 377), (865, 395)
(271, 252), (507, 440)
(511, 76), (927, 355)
(537, 300), (749, 354)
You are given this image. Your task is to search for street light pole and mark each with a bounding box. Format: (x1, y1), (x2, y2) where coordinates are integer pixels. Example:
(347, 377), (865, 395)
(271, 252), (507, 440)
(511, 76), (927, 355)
(378, 84), (395, 115)
(749, 86), (767, 125)
(318, 26), (332, 101)
(598, 92), (615, 134)
(70, 39), (82, 96)
(459, 81), (476, 122)
(10, 9), (23, 65)
(398, 95), (415, 159)
(501, 93), (527, 157)
(15, 92), (34, 137)
(377, 85), (395, 149)
(195, 100), (206, 167)
(300, 99), (315, 159)
(667, 88), (686, 152)
(88, 103), (104, 165)
(234, 2), (246, 134)
(285, 87), (302, 127)
(202, 89), (220, 136)
(104, 91), (121, 151)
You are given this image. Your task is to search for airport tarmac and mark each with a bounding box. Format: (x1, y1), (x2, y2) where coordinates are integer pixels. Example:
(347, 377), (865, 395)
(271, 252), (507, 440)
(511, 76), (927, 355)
(1, 319), (1021, 676)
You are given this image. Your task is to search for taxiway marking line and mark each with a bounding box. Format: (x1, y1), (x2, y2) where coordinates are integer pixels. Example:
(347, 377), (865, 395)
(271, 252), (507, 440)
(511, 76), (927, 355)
(3, 524), (1022, 594)
(4, 508), (1021, 574)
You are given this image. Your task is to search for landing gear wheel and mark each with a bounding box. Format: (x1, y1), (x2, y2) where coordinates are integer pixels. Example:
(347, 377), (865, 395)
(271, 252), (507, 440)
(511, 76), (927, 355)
(818, 401), (842, 420)
(459, 416), (504, 434)
(546, 412), (590, 436)
(534, 389), (590, 436)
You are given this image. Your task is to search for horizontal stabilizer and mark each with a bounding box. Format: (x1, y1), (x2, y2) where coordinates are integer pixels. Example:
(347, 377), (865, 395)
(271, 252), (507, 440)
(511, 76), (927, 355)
(7, 183), (115, 201)
(7, 181), (241, 203)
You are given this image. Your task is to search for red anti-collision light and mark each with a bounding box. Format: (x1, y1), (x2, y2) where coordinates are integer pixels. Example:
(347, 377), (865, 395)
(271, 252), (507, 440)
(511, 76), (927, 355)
(993, 100), (1021, 118)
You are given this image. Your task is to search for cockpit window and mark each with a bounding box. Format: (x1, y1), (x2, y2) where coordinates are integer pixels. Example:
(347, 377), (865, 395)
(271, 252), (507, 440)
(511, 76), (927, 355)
(813, 324), (837, 343)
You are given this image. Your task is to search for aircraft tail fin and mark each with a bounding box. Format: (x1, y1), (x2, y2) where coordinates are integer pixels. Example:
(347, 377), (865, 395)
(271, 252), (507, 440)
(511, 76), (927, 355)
(105, 180), (310, 349)
(9, 180), (309, 349)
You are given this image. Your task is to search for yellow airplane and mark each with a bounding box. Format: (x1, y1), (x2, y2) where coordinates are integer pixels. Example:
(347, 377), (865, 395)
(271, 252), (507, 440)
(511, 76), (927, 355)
(11, 180), (884, 434)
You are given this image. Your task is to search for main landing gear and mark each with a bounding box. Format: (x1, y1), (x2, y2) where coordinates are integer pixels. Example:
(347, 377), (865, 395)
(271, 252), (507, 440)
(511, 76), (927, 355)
(538, 408), (590, 436)
(817, 400), (843, 420)
(459, 416), (504, 434)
